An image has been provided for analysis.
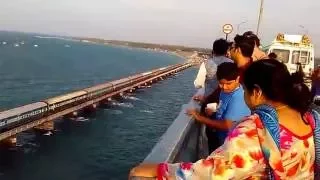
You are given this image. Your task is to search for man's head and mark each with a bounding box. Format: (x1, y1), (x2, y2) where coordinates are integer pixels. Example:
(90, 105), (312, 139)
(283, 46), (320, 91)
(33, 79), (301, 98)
(243, 31), (261, 47)
(217, 62), (240, 93)
(268, 52), (277, 59)
(230, 35), (255, 64)
(212, 38), (231, 56)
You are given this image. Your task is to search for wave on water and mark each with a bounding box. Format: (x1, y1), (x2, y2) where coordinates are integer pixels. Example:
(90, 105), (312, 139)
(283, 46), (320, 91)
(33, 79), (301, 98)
(121, 95), (140, 101)
(104, 109), (123, 115)
(140, 110), (153, 114)
(111, 102), (134, 108)
(75, 117), (90, 122)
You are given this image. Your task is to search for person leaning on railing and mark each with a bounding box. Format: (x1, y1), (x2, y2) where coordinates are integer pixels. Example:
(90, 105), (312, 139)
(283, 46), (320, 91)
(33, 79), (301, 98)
(129, 59), (320, 179)
(193, 38), (232, 98)
(187, 62), (251, 153)
(199, 34), (255, 115)
(311, 66), (320, 105)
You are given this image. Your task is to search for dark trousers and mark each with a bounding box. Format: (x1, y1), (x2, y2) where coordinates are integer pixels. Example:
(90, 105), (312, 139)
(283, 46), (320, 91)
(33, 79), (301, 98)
(205, 127), (223, 153)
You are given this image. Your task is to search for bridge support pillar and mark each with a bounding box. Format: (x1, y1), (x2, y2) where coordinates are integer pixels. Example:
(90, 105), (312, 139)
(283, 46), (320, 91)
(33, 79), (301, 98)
(65, 111), (78, 118)
(34, 121), (54, 131)
(1, 136), (17, 147)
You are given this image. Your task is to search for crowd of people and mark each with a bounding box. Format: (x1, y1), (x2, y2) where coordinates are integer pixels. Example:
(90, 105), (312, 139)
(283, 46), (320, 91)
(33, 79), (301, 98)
(129, 31), (320, 179)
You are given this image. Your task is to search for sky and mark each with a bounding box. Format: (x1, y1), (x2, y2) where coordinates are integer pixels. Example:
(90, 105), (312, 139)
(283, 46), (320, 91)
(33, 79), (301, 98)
(0, 0), (319, 54)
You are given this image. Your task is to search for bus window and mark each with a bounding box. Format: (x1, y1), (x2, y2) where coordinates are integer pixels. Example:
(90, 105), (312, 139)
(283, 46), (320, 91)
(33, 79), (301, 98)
(292, 51), (309, 64)
(272, 49), (290, 63)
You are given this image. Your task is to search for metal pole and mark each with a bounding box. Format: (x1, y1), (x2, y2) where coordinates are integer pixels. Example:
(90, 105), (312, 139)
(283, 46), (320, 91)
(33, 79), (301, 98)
(299, 25), (309, 35)
(256, 0), (264, 36)
(225, 34), (228, 40)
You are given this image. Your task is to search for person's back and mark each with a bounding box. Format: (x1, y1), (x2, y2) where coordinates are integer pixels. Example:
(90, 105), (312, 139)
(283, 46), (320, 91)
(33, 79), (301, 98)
(193, 38), (232, 97)
(204, 55), (232, 97)
(130, 59), (318, 179)
(252, 46), (267, 61)
(312, 67), (320, 105)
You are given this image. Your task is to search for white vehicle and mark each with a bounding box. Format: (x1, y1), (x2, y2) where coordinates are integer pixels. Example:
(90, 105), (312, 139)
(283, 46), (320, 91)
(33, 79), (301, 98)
(268, 33), (315, 76)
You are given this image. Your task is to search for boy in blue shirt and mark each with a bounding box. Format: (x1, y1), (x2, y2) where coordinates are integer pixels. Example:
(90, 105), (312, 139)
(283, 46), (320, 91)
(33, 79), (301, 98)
(187, 62), (250, 152)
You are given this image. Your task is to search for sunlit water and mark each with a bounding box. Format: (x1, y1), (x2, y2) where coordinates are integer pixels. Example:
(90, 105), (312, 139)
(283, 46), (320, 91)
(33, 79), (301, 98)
(0, 31), (197, 180)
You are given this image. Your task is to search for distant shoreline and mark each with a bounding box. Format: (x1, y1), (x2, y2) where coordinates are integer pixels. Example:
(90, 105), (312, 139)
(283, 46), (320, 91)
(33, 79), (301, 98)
(73, 38), (210, 63)
(32, 34), (205, 62)
(104, 42), (188, 59)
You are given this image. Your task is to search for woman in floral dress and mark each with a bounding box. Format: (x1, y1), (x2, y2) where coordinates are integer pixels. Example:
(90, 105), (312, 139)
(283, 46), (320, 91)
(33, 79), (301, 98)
(129, 59), (320, 179)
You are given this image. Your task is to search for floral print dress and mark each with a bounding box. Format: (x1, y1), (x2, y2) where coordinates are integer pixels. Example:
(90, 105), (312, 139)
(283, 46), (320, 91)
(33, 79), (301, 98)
(157, 105), (318, 180)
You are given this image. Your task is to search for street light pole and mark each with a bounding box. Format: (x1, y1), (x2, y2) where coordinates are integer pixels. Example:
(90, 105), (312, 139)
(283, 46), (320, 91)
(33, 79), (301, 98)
(299, 25), (309, 35)
(237, 20), (248, 34)
(256, 0), (264, 36)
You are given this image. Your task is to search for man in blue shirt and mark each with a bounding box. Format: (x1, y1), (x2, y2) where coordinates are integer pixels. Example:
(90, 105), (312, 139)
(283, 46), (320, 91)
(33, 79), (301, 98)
(187, 62), (251, 152)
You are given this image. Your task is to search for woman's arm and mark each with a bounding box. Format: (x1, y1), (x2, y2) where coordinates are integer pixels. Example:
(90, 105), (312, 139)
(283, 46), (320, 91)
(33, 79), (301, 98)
(129, 164), (157, 179)
(129, 117), (266, 179)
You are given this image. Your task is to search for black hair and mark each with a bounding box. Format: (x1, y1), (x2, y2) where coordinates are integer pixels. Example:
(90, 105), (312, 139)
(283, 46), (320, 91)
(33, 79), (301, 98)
(243, 31), (261, 47)
(217, 62), (239, 81)
(243, 59), (312, 114)
(268, 52), (277, 59)
(212, 38), (230, 56)
(234, 35), (255, 58)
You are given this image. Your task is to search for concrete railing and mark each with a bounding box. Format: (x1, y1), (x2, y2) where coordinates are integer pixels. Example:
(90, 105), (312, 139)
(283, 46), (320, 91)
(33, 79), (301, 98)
(143, 89), (207, 163)
(130, 89), (207, 180)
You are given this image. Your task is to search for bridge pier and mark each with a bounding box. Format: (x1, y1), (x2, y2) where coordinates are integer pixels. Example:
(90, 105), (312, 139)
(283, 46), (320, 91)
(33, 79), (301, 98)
(1, 136), (17, 147)
(34, 121), (54, 131)
(64, 111), (78, 119)
(83, 103), (98, 113)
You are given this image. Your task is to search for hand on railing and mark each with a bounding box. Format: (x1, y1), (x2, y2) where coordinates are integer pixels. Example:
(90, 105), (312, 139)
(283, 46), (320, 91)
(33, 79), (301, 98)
(129, 177), (156, 180)
(192, 94), (205, 103)
(129, 164), (157, 180)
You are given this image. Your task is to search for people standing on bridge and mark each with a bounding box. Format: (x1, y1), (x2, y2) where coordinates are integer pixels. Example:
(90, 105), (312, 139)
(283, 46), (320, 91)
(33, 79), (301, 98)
(268, 52), (278, 59)
(193, 38), (232, 99)
(202, 34), (255, 112)
(129, 59), (319, 179)
(311, 66), (320, 105)
(188, 62), (250, 152)
(243, 31), (267, 61)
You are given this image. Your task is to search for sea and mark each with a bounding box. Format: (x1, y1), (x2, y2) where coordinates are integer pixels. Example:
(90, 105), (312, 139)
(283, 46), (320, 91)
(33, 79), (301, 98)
(0, 31), (198, 180)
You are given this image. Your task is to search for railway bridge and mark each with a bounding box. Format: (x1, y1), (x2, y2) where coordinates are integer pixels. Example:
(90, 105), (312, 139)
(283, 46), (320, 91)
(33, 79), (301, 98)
(0, 63), (194, 146)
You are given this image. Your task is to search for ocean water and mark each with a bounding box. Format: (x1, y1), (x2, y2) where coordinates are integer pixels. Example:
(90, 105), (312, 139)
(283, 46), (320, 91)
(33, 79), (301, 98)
(0, 31), (198, 180)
